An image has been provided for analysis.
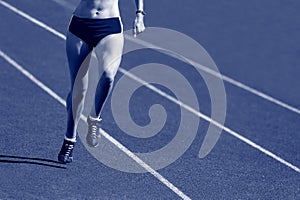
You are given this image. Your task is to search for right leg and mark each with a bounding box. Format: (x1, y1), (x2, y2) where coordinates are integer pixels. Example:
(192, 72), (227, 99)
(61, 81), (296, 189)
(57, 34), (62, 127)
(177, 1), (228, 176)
(65, 31), (93, 141)
(58, 31), (92, 163)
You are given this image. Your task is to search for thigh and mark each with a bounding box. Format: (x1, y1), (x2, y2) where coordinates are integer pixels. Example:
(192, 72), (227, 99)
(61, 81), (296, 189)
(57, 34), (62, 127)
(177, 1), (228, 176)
(66, 31), (93, 84)
(94, 32), (124, 78)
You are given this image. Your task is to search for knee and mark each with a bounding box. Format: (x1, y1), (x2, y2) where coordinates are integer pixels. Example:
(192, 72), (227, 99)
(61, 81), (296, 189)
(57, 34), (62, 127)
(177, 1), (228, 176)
(68, 86), (88, 104)
(73, 87), (88, 100)
(102, 71), (115, 83)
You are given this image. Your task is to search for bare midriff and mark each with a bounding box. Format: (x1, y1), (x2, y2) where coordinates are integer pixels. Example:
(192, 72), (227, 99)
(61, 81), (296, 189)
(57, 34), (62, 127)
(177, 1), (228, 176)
(73, 0), (120, 19)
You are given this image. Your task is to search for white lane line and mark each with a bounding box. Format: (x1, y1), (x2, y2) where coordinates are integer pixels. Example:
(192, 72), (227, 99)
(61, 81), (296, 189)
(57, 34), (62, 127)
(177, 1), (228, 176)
(118, 68), (300, 173)
(49, 0), (300, 116)
(0, 50), (191, 200)
(99, 130), (191, 200)
(123, 35), (300, 116)
(118, 68), (214, 123)
(1, 0), (299, 174)
(0, 0), (66, 40)
(0, 50), (66, 106)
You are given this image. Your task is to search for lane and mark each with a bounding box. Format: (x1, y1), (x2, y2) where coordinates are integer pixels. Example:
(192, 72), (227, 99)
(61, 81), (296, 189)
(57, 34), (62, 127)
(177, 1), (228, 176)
(145, 0), (300, 108)
(0, 60), (69, 200)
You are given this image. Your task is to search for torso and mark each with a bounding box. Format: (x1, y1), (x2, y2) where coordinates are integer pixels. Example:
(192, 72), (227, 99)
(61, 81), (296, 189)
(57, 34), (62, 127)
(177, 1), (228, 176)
(73, 0), (120, 19)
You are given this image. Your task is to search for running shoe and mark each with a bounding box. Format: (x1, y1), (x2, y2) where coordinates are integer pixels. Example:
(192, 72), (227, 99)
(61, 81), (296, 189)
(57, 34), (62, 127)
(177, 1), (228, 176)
(58, 139), (75, 163)
(86, 115), (102, 147)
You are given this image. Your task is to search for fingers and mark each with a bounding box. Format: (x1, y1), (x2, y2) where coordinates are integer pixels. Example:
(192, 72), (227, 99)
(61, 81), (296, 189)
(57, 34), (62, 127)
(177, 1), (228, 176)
(133, 26), (137, 37)
(138, 25), (145, 33)
(133, 22), (145, 37)
(133, 26), (145, 37)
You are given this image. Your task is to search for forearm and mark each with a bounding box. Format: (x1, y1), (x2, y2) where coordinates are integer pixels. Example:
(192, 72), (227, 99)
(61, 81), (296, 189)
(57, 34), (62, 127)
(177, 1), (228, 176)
(135, 0), (144, 11)
(133, 0), (145, 36)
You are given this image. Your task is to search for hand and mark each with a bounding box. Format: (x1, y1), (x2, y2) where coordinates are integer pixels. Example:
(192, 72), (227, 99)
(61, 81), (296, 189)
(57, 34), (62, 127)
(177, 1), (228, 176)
(133, 14), (145, 37)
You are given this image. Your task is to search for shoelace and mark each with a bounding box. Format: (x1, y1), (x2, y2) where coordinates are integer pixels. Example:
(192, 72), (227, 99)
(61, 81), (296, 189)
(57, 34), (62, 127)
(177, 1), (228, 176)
(64, 144), (74, 156)
(90, 123), (98, 136)
(87, 116), (102, 137)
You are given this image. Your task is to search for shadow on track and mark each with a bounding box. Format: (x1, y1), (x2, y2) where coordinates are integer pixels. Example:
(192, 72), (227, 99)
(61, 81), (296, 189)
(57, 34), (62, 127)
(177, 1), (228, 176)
(0, 155), (66, 169)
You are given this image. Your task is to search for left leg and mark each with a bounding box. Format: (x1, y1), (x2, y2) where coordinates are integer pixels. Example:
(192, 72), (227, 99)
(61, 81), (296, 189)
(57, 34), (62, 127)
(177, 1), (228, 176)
(86, 32), (124, 147)
(90, 32), (124, 118)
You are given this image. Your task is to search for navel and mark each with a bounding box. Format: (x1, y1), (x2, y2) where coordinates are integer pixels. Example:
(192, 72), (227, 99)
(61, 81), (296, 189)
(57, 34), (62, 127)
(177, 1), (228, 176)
(96, 8), (101, 15)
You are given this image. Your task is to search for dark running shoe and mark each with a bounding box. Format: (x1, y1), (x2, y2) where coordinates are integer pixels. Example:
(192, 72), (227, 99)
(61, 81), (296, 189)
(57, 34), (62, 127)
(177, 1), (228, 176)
(58, 139), (75, 163)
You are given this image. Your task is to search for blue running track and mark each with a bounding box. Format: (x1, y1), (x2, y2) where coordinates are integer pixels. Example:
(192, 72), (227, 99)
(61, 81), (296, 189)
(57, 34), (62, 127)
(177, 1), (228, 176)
(0, 0), (299, 199)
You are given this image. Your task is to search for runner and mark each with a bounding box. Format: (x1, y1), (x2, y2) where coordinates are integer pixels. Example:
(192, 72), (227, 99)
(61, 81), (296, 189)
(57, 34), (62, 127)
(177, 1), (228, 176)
(58, 0), (146, 163)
